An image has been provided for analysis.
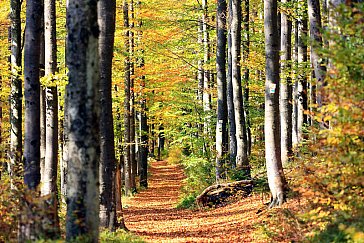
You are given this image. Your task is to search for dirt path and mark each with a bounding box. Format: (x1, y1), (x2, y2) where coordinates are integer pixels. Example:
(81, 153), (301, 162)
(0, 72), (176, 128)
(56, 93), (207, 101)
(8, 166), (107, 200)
(123, 160), (265, 242)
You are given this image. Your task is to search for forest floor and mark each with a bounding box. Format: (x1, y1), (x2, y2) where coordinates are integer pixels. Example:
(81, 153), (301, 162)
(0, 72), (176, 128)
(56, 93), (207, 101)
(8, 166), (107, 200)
(123, 160), (305, 242)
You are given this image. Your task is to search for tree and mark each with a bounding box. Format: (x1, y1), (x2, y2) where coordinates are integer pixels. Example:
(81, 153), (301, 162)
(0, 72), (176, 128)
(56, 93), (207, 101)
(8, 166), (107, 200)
(215, 0), (228, 181)
(264, 0), (286, 207)
(280, 0), (293, 165)
(123, 0), (132, 196)
(308, 0), (325, 107)
(227, 0), (237, 167)
(41, 0), (60, 237)
(230, 0), (250, 176)
(136, 0), (148, 188)
(9, 0), (22, 183)
(65, 0), (100, 240)
(19, 0), (42, 239)
(98, 0), (121, 230)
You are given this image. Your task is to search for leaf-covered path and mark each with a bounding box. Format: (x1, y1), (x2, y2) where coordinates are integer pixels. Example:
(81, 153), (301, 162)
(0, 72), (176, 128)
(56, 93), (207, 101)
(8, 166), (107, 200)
(123, 160), (266, 242)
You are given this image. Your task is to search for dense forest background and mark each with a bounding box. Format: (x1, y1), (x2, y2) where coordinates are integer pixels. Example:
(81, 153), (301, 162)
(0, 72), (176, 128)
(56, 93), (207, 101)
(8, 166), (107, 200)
(0, 0), (363, 242)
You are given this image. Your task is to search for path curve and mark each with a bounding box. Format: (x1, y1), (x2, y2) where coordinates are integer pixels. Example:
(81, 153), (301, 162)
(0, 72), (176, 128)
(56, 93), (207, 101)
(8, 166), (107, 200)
(124, 160), (264, 242)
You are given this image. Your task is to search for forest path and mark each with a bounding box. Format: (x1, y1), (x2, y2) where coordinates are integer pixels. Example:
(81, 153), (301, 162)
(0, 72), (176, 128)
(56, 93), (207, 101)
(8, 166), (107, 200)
(123, 160), (266, 242)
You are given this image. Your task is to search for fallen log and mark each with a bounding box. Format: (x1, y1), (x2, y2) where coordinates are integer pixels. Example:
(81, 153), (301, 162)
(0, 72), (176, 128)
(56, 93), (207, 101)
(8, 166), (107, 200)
(196, 180), (253, 208)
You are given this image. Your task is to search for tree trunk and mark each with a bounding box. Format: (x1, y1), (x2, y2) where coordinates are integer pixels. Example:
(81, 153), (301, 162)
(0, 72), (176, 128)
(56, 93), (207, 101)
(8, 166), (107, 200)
(308, 0), (326, 107)
(136, 0), (148, 188)
(123, 0), (132, 196)
(297, 2), (308, 143)
(66, 0), (100, 240)
(129, 0), (137, 192)
(280, 0), (293, 165)
(19, 0), (42, 240)
(215, 0), (228, 181)
(230, 0), (250, 176)
(9, 0), (22, 184)
(98, 0), (120, 230)
(227, 0), (237, 167)
(41, 0), (60, 237)
(202, 0), (212, 147)
(264, 0), (286, 207)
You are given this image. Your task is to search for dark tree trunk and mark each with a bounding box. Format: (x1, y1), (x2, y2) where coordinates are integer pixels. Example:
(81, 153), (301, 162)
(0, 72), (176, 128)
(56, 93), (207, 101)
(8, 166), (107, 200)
(264, 0), (286, 207)
(65, 0), (100, 240)
(215, 0), (228, 181)
(123, 0), (132, 196)
(19, 0), (42, 240)
(98, 0), (120, 230)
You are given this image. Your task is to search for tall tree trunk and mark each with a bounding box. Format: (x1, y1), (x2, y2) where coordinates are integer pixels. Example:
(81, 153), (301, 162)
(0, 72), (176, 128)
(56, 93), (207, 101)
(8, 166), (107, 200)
(297, 1), (308, 143)
(215, 0), (228, 181)
(243, 0), (251, 156)
(19, 0), (42, 240)
(202, 0), (212, 149)
(129, 0), (137, 192)
(197, 18), (204, 103)
(98, 0), (121, 230)
(65, 0), (100, 240)
(41, 0), (60, 237)
(292, 20), (299, 147)
(9, 0), (22, 184)
(280, 0), (293, 165)
(136, 0), (148, 188)
(227, 0), (237, 167)
(123, 0), (132, 196)
(264, 0), (286, 207)
(308, 0), (326, 108)
(230, 0), (250, 176)
(61, 94), (68, 202)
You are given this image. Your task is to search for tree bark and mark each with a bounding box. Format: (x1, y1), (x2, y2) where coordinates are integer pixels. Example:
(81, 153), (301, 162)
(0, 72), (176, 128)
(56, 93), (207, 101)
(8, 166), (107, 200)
(264, 0), (286, 207)
(41, 0), (60, 237)
(227, 0), (237, 167)
(129, 0), (137, 192)
(215, 0), (228, 181)
(66, 0), (100, 240)
(280, 0), (293, 165)
(308, 0), (326, 107)
(123, 0), (132, 196)
(98, 0), (120, 230)
(9, 0), (22, 184)
(230, 0), (250, 176)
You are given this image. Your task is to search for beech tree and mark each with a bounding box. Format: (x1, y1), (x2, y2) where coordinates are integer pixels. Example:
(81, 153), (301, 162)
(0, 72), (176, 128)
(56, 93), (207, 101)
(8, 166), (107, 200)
(264, 0), (286, 207)
(65, 0), (100, 240)
(41, 0), (60, 237)
(215, 0), (228, 180)
(230, 0), (250, 176)
(9, 0), (22, 183)
(280, 0), (293, 165)
(98, 0), (121, 230)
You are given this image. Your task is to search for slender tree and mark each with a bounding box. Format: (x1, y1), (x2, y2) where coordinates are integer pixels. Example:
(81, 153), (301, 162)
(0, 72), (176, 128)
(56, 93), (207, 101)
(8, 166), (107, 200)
(66, 0), (100, 240)
(41, 0), (60, 237)
(129, 0), (137, 192)
(264, 0), (286, 207)
(215, 0), (228, 181)
(9, 0), (22, 183)
(230, 0), (250, 176)
(280, 0), (293, 165)
(227, 0), (237, 167)
(123, 0), (132, 196)
(308, 0), (326, 107)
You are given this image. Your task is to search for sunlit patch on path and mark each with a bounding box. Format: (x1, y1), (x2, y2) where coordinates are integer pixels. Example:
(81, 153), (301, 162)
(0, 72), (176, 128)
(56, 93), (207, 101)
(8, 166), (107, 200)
(124, 160), (265, 242)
